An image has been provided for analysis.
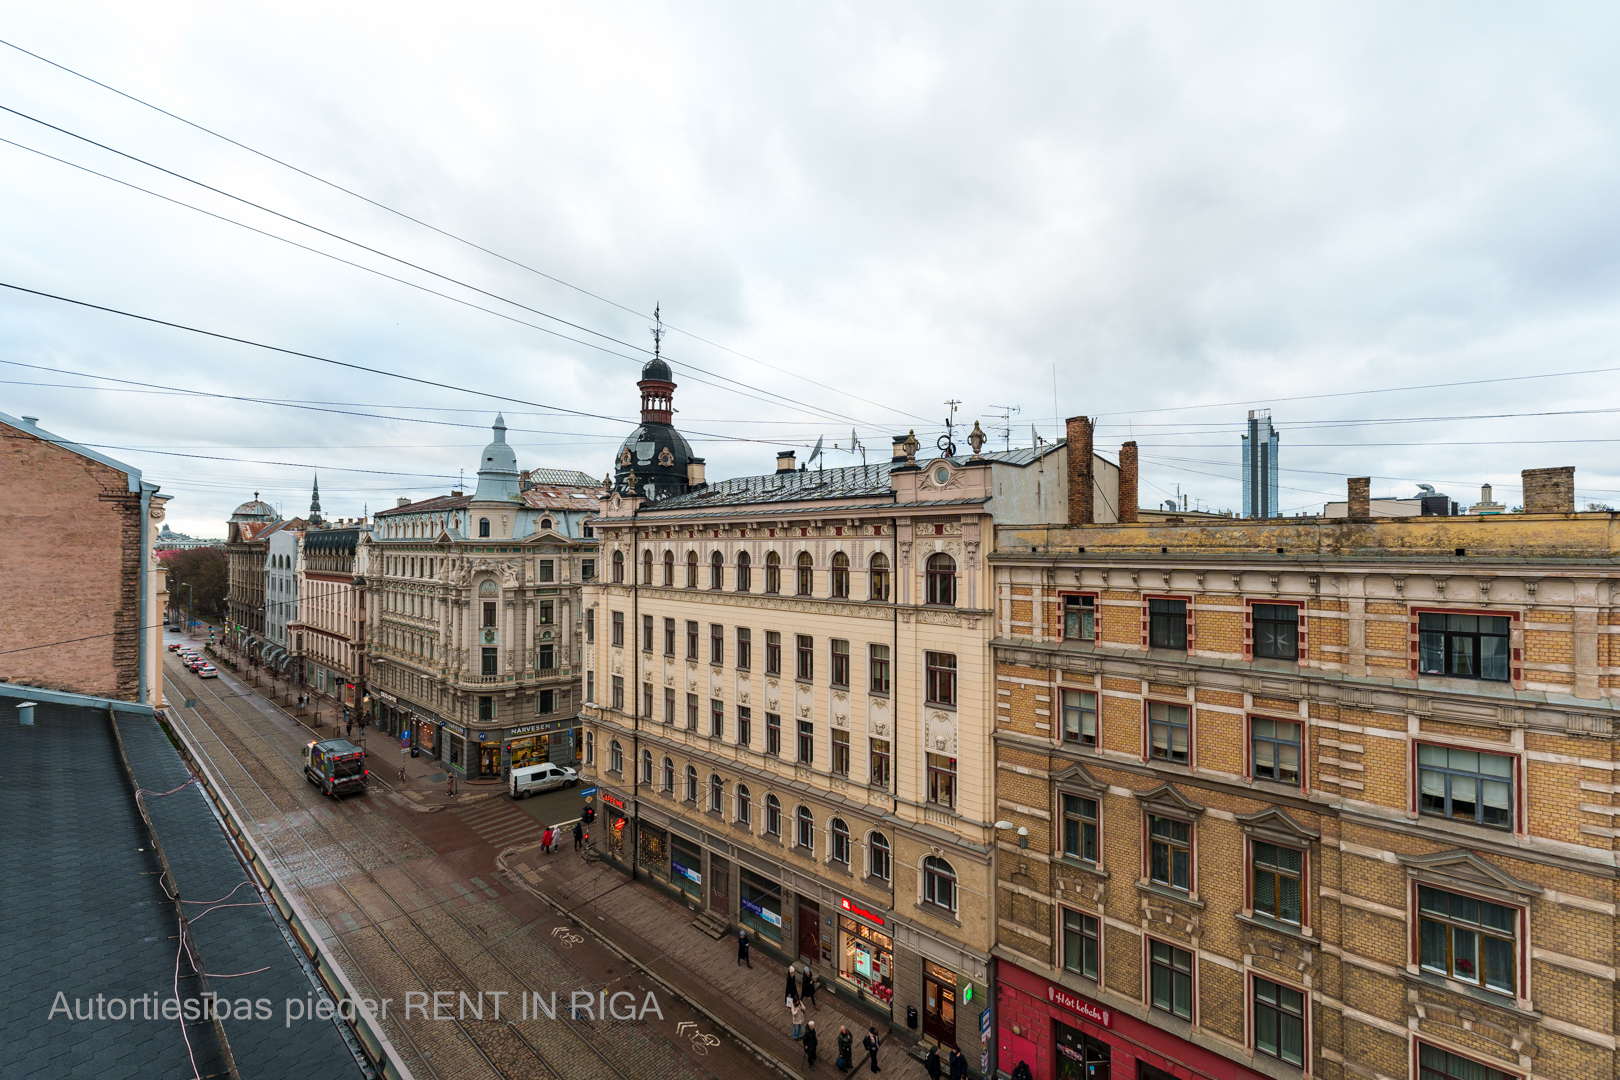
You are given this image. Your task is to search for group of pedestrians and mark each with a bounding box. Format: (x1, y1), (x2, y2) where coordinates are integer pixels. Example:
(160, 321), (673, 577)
(922, 1044), (972, 1080)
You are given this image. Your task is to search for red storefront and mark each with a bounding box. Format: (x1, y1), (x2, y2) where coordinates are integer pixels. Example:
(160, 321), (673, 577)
(996, 960), (1272, 1080)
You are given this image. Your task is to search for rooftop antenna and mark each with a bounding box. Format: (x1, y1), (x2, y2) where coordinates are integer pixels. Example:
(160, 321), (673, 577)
(938, 399), (961, 457)
(989, 404), (1022, 451)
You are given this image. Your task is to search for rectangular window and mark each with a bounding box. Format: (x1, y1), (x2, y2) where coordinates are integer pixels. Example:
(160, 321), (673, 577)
(1149, 815), (1191, 891)
(1251, 717), (1302, 786)
(1252, 841), (1303, 925)
(830, 639), (850, 688)
(738, 705), (751, 746)
(539, 600), (554, 625)
(586, 671), (595, 702)
(736, 627), (751, 670)
(478, 695), (494, 721)
(611, 676), (624, 711)
(1419, 1045), (1513, 1080)
(686, 693), (699, 731)
(927, 753), (956, 810)
(585, 609), (595, 644)
(710, 698), (725, 738)
(662, 618), (675, 655)
(1062, 794), (1099, 863)
(796, 635), (814, 681)
(1418, 885), (1517, 994)
(581, 558), (595, 581)
(1252, 603), (1299, 661)
(710, 624), (724, 665)
(1149, 940), (1194, 1020)
(1149, 598), (1188, 650)
(1148, 701), (1191, 764)
(926, 651), (957, 706)
(483, 601), (498, 628)
(538, 688), (556, 714)
(1419, 745), (1514, 829)
(1419, 613), (1512, 681)
(869, 643), (891, 694)
(796, 720), (814, 764)
(664, 687), (676, 726)
(481, 647), (498, 676)
(610, 610), (623, 647)
(641, 614), (654, 652)
(765, 632), (781, 676)
(870, 738), (891, 789)
(1253, 977), (1305, 1067)
(686, 621), (699, 659)
(831, 729), (850, 775)
(1062, 690), (1097, 746)
(642, 682), (653, 717)
(1062, 909), (1099, 980)
(537, 559), (554, 582)
(1064, 595), (1096, 641)
(766, 712), (781, 756)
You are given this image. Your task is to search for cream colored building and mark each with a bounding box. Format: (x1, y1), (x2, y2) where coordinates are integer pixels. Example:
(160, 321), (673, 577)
(579, 369), (1119, 1054)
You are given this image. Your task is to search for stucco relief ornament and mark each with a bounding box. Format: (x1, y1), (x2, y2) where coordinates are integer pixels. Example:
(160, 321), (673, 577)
(619, 448), (633, 466)
(500, 562), (522, 589)
(658, 447), (675, 467)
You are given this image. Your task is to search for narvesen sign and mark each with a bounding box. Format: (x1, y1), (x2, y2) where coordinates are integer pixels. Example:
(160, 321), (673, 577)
(1046, 985), (1112, 1028)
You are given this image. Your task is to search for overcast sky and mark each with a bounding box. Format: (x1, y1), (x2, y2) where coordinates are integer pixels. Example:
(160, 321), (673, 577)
(4, 3), (1619, 535)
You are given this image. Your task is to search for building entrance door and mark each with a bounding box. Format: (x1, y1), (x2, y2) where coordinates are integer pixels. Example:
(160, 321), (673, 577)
(923, 961), (958, 1047)
(709, 854), (730, 915)
(798, 900), (821, 963)
(479, 743), (499, 778)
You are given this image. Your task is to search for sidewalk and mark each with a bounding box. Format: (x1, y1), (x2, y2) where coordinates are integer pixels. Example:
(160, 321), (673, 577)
(502, 842), (940, 1080)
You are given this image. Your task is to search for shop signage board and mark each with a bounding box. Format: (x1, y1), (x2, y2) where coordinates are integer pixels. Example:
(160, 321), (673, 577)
(839, 897), (884, 925)
(1046, 985), (1112, 1028)
(673, 863), (702, 885)
(741, 898), (782, 927)
(601, 792), (625, 809)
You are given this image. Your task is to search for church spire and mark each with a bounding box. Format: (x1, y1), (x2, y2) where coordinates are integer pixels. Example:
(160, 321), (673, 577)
(309, 473), (323, 525)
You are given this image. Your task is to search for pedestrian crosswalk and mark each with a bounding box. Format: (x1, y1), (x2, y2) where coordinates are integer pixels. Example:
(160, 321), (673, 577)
(454, 798), (546, 849)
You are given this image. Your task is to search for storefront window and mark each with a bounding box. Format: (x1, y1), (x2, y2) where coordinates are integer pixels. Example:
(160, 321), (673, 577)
(671, 835), (703, 900)
(509, 736), (543, 769)
(739, 868), (783, 945)
(838, 916), (894, 1003)
(1054, 1021), (1110, 1080)
(638, 823), (669, 881)
(606, 811), (627, 860)
(447, 733), (464, 767)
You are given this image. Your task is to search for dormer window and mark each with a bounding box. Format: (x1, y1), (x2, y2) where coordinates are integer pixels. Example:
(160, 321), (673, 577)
(541, 517), (553, 530)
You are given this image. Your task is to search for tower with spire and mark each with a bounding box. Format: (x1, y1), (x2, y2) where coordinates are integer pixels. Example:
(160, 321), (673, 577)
(472, 414), (522, 503)
(309, 474), (323, 526)
(613, 305), (699, 499)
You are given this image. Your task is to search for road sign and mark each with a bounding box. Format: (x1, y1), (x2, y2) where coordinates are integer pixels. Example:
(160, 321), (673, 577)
(579, 786), (598, 798)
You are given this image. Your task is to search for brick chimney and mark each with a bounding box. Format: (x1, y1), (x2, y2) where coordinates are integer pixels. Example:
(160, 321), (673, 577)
(1119, 441), (1139, 523)
(1522, 466), (1575, 514)
(1066, 416), (1094, 525)
(1347, 477), (1370, 521)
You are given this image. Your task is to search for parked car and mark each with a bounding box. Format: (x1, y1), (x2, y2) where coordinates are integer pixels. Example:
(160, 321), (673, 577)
(509, 762), (578, 798)
(197, 665), (218, 679)
(167, 642), (183, 652)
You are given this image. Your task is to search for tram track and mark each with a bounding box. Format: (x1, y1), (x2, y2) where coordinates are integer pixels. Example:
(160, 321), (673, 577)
(162, 659), (677, 1080)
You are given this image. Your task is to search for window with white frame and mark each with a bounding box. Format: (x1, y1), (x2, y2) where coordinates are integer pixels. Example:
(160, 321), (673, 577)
(922, 855), (956, 911)
(1418, 885), (1517, 994)
(1062, 689), (1097, 746)
(869, 832), (891, 880)
(684, 765), (699, 803)
(1418, 745), (1514, 829)
(795, 805), (814, 849)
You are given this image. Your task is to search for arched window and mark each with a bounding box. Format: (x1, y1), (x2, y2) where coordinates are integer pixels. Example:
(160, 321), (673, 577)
(685, 765), (699, 802)
(796, 805), (815, 849)
(609, 740), (623, 774)
(641, 749), (654, 785)
(830, 818), (850, 864)
(830, 551), (850, 599)
(709, 774), (724, 812)
(765, 795), (782, 836)
(540, 517), (553, 530)
(796, 552), (814, 596)
(923, 855), (957, 910)
(710, 551), (724, 590)
(478, 517), (491, 537)
(686, 551), (699, 588)
(662, 756), (674, 792)
(612, 550), (624, 583)
(869, 552), (890, 601)
(736, 550), (752, 592)
(736, 784), (752, 825)
(869, 832), (891, 880)
(765, 552), (781, 594)
(926, 553), (957, 606)
(642, 549), (653, 585)
(663, 550), (675, 586)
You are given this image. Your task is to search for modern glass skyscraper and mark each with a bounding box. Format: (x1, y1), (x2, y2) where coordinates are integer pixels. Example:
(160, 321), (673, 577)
(1242, 409), (1279, 518)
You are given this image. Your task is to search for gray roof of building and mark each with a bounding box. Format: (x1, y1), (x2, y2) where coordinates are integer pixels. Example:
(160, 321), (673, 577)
(642, 444), (1062, 512)
(0, 700), (359, 1080)
(525, 467), (600, 488)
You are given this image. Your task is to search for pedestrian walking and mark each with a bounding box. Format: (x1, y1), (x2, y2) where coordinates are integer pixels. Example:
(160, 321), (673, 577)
(541, 827), (555, 854)
(737, 929), (752, 968)
(573, 821), (584, 852)
(785, 964), (802, 1004)
(924, 1045), (943, 1080)
(446, 775), (456, 797)
(835, 1027), (852, 1073)
(948, 1047), (968, 1080)
(862, 1028), (881, 1073)
(1010, 1060), (1034, 1080)
(803, 1021), (818, 1069)
(800, 967), (820, 1010)
(788, 997), (806, 1041)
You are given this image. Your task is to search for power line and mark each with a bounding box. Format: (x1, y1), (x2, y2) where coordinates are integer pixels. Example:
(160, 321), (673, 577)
(0, 34), (934, 425)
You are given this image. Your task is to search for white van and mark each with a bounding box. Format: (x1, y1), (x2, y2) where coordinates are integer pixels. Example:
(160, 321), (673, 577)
(510, 762), (578, 798)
